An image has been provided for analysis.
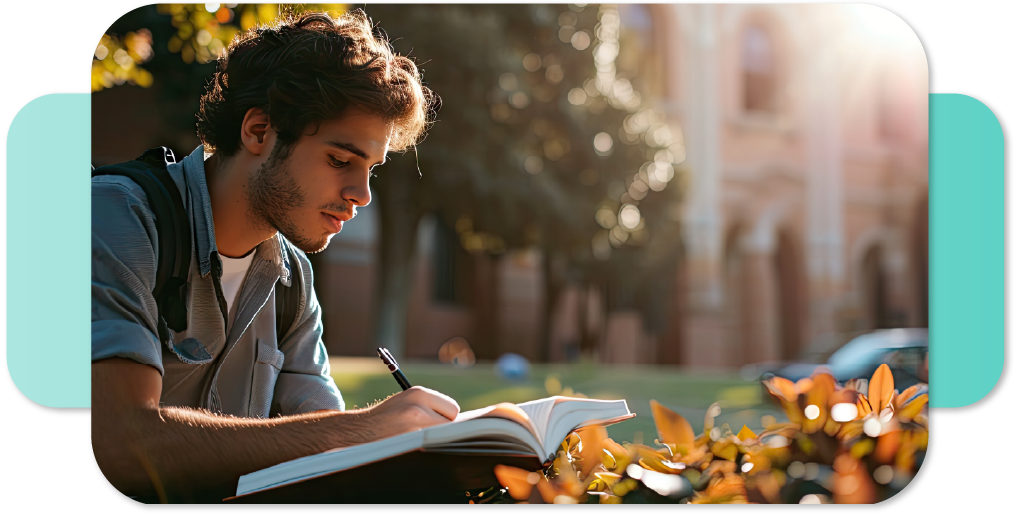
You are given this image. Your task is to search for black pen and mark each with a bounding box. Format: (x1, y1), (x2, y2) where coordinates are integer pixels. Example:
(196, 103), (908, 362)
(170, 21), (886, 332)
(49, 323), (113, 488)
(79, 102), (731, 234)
(377, 347), (412, 391)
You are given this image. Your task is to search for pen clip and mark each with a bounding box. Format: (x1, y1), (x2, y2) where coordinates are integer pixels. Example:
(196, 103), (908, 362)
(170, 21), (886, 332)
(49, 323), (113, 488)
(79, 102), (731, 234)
(377, 347), (399, 372)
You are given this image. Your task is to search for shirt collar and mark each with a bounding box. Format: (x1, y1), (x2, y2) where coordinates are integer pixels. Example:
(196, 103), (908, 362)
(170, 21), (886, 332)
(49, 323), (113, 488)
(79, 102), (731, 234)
(178, 145), (291, 284)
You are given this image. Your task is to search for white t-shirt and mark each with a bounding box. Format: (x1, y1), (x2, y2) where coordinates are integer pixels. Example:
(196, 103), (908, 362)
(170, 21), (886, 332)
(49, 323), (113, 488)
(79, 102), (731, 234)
(218, 247), (257, 330)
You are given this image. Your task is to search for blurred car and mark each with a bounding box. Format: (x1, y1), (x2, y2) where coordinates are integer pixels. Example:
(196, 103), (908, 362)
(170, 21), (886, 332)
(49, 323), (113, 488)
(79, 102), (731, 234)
(755, 328), (929, 391)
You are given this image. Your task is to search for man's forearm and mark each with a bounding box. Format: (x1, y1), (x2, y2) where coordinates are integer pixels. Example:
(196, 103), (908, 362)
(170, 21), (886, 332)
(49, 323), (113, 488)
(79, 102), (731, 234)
(94, 404), (381, 502)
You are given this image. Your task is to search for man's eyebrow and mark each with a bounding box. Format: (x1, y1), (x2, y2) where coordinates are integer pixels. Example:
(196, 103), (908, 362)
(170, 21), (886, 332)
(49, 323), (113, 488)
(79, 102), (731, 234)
(325, 140), (386, 166)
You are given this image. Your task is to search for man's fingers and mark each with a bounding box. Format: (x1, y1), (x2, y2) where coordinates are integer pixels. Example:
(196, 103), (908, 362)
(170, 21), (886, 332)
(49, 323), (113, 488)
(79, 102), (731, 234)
(408, 386), (460, 421)
(414, 405), (452, 427)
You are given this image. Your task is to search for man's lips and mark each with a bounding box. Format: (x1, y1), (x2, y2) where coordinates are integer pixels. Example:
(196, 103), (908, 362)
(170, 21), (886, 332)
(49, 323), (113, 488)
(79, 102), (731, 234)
(322, 212), (347, 233)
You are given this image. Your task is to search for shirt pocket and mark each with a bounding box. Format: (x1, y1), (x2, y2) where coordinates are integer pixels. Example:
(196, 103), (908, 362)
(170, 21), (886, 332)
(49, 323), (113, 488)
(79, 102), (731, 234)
(249, 338), (285, 418)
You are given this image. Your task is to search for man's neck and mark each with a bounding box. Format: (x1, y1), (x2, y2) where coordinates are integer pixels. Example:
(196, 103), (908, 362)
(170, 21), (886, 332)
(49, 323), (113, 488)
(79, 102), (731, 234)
(204, 153), (276, 258)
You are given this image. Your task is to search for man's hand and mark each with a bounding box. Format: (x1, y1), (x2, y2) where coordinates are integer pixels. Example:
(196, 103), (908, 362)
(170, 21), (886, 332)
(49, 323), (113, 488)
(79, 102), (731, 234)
(362, 386), (460, 440)
(92, 359), (461, 502)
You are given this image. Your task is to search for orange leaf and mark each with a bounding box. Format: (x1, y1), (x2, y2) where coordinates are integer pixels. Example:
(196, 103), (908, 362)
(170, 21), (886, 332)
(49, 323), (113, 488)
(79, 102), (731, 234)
(690, 474), (749, 504)
(837, 421), (864, 441)
(898, 394), (929, 422)
(737, 425), (758, 442)
(857, 394), (873, 416)
(868, 364), (895, 411)
(600, 438), (631, 471)
(535, 478), (558, 503)
(874, 430), (901, 465)
(834, 461), (876, 504)
(639, 457), (685, 474)
(755, 471), (782, 503)
(794, 377), (814, 395)
(824, 417), (842, 436)
(763, 377), (798, 401)
(804, 373), (835, 433)
(711, 439), (739, 462)
(650, 400), (696, 449)
(593, 471), (622, 487)
(575, 426), (608, 478)
(896, 385), (919, 407)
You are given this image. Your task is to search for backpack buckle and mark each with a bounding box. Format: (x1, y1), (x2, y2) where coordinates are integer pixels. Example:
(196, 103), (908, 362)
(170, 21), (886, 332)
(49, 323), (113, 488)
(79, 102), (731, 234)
(137, 146), (177, 167)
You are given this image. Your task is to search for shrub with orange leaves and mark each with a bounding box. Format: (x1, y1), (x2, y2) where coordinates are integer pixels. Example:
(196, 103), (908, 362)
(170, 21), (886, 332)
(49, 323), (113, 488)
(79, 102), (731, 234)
(489, 363), (927, 504)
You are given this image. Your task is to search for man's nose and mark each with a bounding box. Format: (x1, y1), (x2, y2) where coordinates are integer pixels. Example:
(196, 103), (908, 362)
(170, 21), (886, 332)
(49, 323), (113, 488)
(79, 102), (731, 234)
(343, 173), (372, 208)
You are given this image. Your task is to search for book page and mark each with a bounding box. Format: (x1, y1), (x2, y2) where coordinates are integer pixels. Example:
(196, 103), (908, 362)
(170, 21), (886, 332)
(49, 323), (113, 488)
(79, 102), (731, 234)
(540, 398), (632, 456)
(236, 429), (427, 496)
(513, 397), (559, 438)
(451, 402), (541, 441)
(423, 417), (543, 456)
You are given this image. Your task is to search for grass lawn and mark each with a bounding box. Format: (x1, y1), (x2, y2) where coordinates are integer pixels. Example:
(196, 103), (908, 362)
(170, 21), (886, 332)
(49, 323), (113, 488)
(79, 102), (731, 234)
(329, 357), (787, 445)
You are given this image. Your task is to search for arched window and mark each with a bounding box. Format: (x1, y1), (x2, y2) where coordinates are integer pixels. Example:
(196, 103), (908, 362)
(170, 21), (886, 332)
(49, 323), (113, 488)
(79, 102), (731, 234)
(741, 25), (776, 113)
(774, 230), (804, 359)
(878, 65), (902, 141)
(431, 215), (474, 307)
(860, 245), (891, 329)
(618, 3), (665, 101)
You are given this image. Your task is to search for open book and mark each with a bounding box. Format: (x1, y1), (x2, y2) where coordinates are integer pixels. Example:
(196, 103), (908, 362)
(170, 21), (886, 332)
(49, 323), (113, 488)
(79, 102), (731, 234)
(234, 396), (634, 499)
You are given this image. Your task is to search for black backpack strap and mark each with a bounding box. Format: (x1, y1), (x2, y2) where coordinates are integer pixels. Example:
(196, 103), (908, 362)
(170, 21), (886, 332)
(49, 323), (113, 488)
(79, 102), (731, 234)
(275, 240), (303, 344)
(92, 147), (190, 345)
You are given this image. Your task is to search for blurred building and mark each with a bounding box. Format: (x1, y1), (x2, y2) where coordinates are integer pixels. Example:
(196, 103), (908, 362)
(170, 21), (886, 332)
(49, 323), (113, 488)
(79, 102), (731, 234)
(92, 4), (929, 368)
(318, 4), (928, 367)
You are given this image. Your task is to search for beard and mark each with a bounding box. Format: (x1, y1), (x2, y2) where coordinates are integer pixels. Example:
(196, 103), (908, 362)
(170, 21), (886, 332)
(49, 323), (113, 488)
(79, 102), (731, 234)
(245, 148), (332, 254)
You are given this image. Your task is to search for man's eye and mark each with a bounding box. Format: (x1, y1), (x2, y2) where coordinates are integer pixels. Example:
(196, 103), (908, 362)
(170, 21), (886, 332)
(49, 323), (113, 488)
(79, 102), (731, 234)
(328, 155), (349, 168)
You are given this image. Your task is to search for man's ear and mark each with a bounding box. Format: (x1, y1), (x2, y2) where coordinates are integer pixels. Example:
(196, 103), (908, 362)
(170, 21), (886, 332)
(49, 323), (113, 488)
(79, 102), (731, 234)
(239, 107), (274, 156)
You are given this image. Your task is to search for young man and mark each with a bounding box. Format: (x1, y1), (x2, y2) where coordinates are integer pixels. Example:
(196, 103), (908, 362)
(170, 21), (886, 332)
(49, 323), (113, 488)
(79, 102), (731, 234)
(91, 10), (457, 502)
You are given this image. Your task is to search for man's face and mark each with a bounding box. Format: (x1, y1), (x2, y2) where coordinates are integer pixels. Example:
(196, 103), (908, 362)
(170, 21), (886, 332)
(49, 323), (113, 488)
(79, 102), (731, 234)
(246, 108), (390, 254)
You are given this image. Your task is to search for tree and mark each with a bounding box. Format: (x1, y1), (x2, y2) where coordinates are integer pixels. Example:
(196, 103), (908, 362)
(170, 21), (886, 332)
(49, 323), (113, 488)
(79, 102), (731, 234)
(365, 4), (686, 359)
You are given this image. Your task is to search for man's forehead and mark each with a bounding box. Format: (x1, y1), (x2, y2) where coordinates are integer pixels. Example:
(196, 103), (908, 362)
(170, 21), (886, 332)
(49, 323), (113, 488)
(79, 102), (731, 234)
(317, 113), (392, 154)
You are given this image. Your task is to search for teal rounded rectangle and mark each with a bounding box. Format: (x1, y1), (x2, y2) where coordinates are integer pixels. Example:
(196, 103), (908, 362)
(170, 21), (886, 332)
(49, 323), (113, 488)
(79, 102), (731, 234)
(928, 94), (1004, 407)
(6, 93), (91, 407)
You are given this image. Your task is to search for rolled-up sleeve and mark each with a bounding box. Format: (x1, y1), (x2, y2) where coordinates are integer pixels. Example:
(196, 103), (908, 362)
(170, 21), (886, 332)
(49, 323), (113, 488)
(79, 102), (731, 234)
(272, 251), (344, 415)
(91, 178), (165, 375)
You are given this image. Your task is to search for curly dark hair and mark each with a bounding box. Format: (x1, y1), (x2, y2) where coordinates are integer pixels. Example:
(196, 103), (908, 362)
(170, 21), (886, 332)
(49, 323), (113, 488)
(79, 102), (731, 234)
(196, 8), (436, 158)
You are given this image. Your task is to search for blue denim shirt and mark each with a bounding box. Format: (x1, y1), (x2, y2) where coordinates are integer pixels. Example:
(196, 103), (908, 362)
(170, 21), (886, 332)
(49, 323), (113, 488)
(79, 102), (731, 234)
(92, 145), (344, 417)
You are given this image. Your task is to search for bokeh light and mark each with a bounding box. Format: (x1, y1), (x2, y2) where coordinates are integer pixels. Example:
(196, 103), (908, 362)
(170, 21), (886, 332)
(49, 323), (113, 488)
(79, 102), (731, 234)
(804, 404), (821, 420)
(863, 417), (882, 437)
(596, 206), (617, 229)
(571, 30), (591, 51)
(522, 52), (541, 72)
(804, 462), (820, 481)
(91, 30), (154, 92)
(593, 132), (613, 154)
(437, 337), (476, 367)
(545, 375), (562, 395)
(831, 402), (859, 422)
(498, 72), (518, 91)
(788, 461), (805, 479)
(524, 156), (544, 175)
(567, 87), (588, 105)
(618, 204), (641, 230)
(873, 465), (894, 485)
(509, 91), (530, 109)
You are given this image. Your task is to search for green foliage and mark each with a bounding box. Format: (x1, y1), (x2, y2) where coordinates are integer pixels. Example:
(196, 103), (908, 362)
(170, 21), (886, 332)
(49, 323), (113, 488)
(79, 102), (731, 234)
(366, 4), (685, 273)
